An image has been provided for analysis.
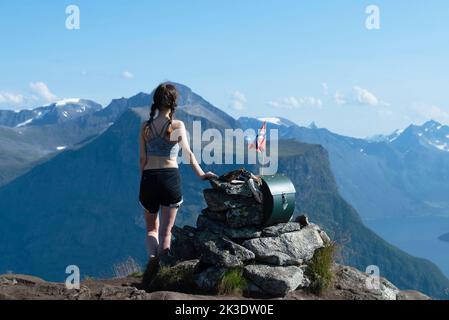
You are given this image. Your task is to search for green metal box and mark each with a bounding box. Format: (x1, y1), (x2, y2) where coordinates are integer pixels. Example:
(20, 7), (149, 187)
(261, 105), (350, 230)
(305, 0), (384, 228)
(261, 174), (296, 226)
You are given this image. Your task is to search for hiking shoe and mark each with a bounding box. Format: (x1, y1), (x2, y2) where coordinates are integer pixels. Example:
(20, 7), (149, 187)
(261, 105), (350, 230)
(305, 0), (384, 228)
(158, 249), (175, 268)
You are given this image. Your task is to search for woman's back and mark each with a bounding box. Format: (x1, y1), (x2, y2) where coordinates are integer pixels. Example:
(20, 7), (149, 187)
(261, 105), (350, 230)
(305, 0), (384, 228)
(142, 117), (181, 170)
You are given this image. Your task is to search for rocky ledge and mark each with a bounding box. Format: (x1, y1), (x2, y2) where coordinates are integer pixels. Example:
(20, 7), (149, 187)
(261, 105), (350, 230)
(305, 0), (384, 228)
(0, 267), (430, 300)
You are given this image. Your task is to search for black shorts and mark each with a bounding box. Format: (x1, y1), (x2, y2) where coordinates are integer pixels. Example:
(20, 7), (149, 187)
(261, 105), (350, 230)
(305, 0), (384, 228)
(139, 168), (183, 213)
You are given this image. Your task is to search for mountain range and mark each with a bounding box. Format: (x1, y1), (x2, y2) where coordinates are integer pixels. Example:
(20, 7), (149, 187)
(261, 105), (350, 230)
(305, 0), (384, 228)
(0, 83), (449, 299)
(240, 117), (449, 221)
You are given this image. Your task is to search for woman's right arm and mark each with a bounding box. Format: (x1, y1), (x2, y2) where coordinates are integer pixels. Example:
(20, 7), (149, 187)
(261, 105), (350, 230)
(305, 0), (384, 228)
(139, 123), (147, 175)
(176, 121), (217, 180)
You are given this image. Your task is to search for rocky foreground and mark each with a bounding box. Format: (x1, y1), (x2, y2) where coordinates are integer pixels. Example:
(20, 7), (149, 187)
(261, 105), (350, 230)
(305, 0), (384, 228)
(0, 267), (429, 300)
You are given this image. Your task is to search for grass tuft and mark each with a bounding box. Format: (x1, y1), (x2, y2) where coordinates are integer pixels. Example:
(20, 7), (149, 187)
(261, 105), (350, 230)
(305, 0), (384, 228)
(306, 243), (336, 296)
(218, 268), (247, 296)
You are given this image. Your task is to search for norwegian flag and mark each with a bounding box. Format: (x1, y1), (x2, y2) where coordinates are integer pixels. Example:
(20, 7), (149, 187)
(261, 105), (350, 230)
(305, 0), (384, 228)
(249, 121), (267, 153)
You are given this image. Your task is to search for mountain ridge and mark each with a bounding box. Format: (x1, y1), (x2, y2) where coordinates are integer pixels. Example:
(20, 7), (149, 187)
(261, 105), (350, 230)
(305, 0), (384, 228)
(239, 117), (449, 220)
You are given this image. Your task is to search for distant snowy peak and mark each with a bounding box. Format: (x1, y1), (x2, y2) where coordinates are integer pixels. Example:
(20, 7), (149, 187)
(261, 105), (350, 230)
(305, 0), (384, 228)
(420, 120), (447, 133)
(37, 99), (102, 125)
(53, 99), (101, 111)
(257, 117), (296, 127)
(387, 128), (405, 142)
(258, 117), (283, 125)
(388, 120), (449, 153)
(12, 99), (102, 127)
(54, 99), (101, 116)
(55, 98), (81, 107)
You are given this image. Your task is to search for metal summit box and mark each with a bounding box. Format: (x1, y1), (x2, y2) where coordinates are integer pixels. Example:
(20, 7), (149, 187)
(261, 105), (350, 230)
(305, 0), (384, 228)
(260, 174), (296, 226)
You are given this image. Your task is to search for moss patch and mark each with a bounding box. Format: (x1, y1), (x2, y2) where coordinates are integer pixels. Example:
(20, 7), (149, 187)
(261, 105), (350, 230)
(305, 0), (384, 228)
(306, 244), (336, 296)
(142, 259), (197, 293)
(130, 272), (143, 279)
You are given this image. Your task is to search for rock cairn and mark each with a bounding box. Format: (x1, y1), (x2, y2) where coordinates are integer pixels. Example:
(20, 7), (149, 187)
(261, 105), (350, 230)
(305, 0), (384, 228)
(172, 169), (332, 297)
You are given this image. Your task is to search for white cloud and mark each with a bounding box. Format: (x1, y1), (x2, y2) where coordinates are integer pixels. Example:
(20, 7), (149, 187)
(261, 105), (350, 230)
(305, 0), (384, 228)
(282, 96), (300, 108)
(300, 96), (322, 108)
(0, 92), (24, 105)
(322, 82), (329, 96)
(334, 91), (347, 105)
(413, 103), (449, 123)
(333, 86), (387, 107)
(352, 86), (379, 106)
(122, 71), (134, 80)
(229, 91), (247, 111)
(269, 96), (322, 109)
(267, 101), (280, 108)
(29, 82), (57, 103)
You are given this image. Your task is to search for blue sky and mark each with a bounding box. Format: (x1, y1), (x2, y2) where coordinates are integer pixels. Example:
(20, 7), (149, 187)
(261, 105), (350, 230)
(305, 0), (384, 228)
(1, 0), (448, 137)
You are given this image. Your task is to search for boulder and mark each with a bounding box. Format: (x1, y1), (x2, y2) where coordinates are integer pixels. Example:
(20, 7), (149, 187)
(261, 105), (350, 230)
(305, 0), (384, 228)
(197, 215), (226, 234)
(194, 267), (226, 292)
(334, 265), (400, 300)
(209, 179), (254, 197)
(201, 238), (255, 268)
(243, 280), (267, 297)
(261, 222), (302, 237)
(244, 265), (307, 296)
(225, 205), (264, 228)
(202, 208), (227, 223)
(197, 215), (261, 239)
(203, 189), (258, 212)
(318, 230), (332, 244)
(242, 225), (325, 266)
(171, 226), (201, 261)
(224, 228), (262, 240)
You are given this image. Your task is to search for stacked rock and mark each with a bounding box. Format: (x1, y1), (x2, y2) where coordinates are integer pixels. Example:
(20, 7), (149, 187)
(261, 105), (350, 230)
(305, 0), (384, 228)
(171, 169), (332, 297)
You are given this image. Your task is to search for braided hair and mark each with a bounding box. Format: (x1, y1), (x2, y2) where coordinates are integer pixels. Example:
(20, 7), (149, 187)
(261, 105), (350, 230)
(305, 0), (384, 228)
(143, 83), (178, 140)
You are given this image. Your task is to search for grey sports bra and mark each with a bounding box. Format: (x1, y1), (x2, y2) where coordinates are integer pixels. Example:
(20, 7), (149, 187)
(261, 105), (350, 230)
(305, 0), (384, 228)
(145, 120), (180, 158)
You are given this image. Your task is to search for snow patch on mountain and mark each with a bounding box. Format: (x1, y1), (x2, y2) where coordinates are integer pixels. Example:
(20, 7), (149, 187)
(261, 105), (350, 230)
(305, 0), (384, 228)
(258, 117), (283, 125)
(257, 117), (296, 127)
(15, 118), (34, 128)
(56, 98), (81, 107)
(428, 141), (449, 152)
(388, 129), (405, 142)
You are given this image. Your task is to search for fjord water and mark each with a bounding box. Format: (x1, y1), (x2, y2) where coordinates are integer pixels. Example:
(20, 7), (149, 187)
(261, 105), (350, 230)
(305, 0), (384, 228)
(366, 216), (449, 278)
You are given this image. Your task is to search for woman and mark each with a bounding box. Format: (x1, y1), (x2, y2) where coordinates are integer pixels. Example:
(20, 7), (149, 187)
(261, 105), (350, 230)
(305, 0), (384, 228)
(139, 83), (216, 264)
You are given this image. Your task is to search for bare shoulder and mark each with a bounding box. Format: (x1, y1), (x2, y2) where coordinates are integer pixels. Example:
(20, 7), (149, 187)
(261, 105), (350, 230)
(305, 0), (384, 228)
(172, 119), (185, 130)
(140, 121), (149, 137)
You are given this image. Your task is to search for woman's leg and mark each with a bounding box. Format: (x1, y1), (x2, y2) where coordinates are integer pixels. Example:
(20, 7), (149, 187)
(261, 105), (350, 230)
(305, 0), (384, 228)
(145, 210), (159, 258)
(158, 206), (178, 253)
